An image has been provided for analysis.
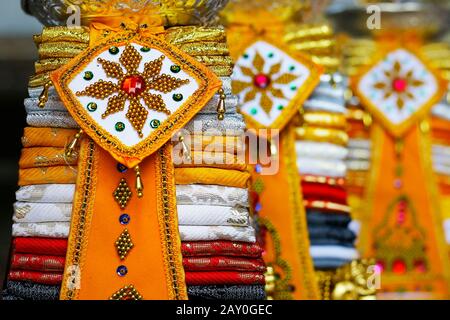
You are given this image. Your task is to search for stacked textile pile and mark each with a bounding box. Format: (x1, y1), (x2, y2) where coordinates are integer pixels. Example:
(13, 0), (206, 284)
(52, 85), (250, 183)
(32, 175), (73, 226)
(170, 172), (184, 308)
(2, 26), (266, 300)
(345, 99), (372, 237)
(168, 26), (266, 300)
(295, 74), (359, 269)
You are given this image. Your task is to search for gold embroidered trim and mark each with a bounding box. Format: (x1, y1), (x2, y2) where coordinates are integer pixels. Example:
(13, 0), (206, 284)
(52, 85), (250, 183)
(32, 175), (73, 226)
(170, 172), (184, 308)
(156, 144), (187, 300)
(284, 123), (320, 299)
(60, 138), (98, 300)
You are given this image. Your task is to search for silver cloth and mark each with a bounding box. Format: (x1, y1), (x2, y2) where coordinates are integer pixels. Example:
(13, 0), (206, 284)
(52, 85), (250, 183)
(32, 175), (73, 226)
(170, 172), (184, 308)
(26, 111), (79, 129)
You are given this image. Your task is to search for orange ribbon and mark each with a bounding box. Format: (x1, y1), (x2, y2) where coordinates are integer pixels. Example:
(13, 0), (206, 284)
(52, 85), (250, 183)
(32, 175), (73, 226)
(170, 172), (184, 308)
(86, 10), (165, 45)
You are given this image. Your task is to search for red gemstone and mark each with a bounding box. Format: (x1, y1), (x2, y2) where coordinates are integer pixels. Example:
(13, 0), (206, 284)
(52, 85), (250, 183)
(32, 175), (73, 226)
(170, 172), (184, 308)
(413, 259), (427, 273)
(253, 74), (271, 89)
(121, 75), (146, 96)
(392, 78), (408, 92)
(392, 259), (407, 274)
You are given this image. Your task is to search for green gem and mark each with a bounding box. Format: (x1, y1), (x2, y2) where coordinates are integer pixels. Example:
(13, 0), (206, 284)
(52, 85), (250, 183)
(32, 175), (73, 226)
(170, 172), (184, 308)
(173, 93), (183, 102)
(150, 119), (161, 129)
(140, 47), (150, 52)
(87, 102), (97, 112)
(250, 108), (258, 115)
(268, 52), (274, 58)
(277, 105), (284, 110)
(243, 53), (249, 59)
(109, 46), (119, 55)
(290, 85), (297, 91)
(289, 65), (295, 71)
(83, 71), (94, 81)
(170, 65), (181, 73)
(115, 122), (125, 132)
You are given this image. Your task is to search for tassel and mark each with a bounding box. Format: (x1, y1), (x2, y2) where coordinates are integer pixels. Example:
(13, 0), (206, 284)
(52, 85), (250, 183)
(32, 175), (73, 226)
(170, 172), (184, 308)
(65, 129), (83, 157)
(134, 165), (144, 198)
(217, 88), (226, 120)
(179, 135), (192, 162)
(38, 81), (53, 108)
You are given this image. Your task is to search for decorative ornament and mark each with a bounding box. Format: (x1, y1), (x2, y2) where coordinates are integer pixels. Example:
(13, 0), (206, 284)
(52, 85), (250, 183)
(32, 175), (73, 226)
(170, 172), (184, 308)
(232, 40), (322, 130)
(352, 47), (446, 137)
(51, 33), (221, 168)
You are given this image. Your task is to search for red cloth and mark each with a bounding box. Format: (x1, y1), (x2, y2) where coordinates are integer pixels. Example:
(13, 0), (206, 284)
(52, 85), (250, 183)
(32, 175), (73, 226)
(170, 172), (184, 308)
(301, 182), (348, 205)
(13, 237), (67, 256)
(185, 271), (265, 285)
(183, 256), (266, 272)
(181, 241), (263, 257)
(8, 270), (63, 285)
(301, 175), (346, 187)
(11, 254), (65, 272)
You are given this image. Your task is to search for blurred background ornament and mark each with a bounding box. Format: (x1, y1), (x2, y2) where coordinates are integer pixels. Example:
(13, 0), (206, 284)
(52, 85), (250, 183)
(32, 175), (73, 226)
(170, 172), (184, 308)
(326, 0), (449, 37)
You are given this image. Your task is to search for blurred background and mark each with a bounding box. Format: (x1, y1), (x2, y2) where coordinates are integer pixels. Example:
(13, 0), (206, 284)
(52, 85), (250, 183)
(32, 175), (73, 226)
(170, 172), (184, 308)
(0, 1), (42, 288)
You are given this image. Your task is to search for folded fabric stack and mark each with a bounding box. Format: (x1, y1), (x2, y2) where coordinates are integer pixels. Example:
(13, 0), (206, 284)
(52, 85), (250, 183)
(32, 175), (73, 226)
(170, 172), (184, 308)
(431, 94), (450, 245)
(3, 26), (266, 300)
(295, 74), (359, 270)
(345, 95), (373, 237)
(169, 26), (266, 300)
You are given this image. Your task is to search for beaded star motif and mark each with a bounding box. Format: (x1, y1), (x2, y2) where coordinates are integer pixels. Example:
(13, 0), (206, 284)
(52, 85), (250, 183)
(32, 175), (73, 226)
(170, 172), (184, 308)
(372, 60), (424, 111)
(76, 45), (190, 137)
(231, 40), (321, 129)
(353, 48), (445, 136)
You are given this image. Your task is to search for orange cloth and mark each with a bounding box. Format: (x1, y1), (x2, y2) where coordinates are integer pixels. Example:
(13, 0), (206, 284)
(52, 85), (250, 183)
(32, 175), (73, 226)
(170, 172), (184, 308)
(174, 167), (250, 188)
(18, 166), (77, 186)
(22, 127), (78, 148)
(61, 139), (187, 300)
(19, 147), (77, 168)
(359, 124), (450, 298)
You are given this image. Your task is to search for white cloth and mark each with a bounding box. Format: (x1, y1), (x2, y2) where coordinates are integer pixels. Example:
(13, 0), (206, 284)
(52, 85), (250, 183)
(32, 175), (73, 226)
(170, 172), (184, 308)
(310, 245), (359, 260)
(16, 184), (249, 207)
(13, 202), (72, 223)
(12, 222), (70, 238)
(347, 148), (371, 160)
(303, 98), (346, 114)
(348, 139), (371, 150)
(345, 160), (370, 171)
(297, 157), (347, 178)
(295, 141), (348, 160)
(433, 163), (450, 176)
(178, 225), (256, 242)
(16, 184), (75, 203)
(348, 220), (361, 236)
(433, 144), (450, 158)
(443, 219), (450, 244)
(433, 154), (450, 168)
(431, 101), (450, 121)
(177, 205), (249, 226)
